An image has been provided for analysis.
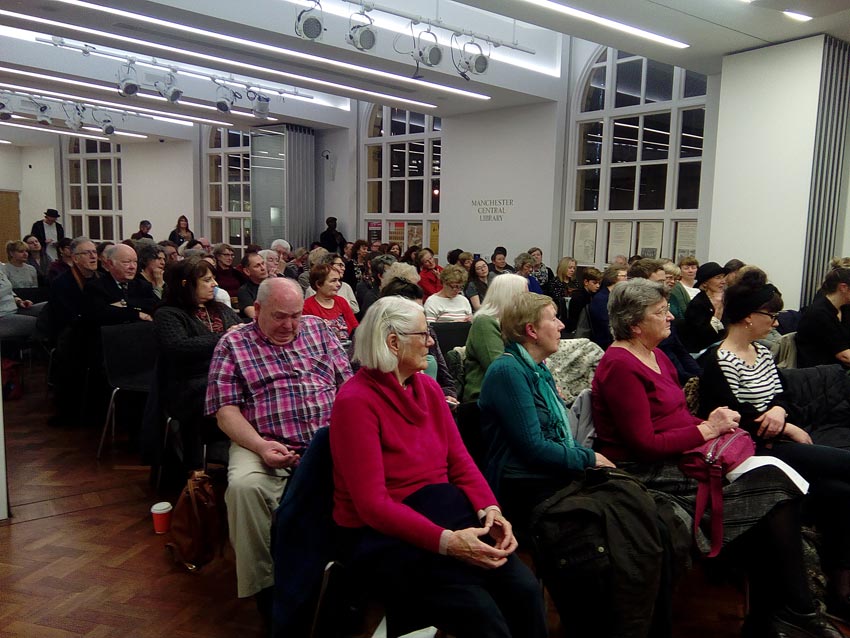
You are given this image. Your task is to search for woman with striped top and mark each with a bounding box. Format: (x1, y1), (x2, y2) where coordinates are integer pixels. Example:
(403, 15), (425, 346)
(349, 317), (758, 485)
(423, 265), (472, 324)
(700, 267), (850, 623)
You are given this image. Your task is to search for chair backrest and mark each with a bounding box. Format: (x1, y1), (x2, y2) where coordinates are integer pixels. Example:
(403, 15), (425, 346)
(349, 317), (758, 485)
(430, 321), (472, 357)
(775, 331), (798, 369)
(100, 322), (158, 389)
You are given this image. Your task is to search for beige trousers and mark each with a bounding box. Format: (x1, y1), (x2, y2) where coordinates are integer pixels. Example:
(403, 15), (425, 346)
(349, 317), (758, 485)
(225, 442), (289, 598)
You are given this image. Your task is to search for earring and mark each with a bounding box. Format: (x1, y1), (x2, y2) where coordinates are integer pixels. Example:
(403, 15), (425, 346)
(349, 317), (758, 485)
(746, 321), (752, 328)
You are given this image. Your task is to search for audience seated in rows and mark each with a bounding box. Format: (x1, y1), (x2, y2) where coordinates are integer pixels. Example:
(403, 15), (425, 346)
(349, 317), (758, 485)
(330, 296), (547, 638)
(306, 252), (359, 314)
(4, 240), (39, 289)
(678, 261), (728, 353)
(84, 243), (156, 327)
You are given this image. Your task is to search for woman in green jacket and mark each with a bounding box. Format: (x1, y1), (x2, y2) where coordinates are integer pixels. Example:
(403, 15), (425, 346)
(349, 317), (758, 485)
(461, 273), (527, 402)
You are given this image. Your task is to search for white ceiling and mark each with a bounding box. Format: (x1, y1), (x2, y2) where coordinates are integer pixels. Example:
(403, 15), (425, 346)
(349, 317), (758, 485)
(0, 0), (848, 143)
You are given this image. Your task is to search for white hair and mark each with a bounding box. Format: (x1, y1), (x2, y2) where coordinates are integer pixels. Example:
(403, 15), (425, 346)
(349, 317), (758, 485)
(475, 273), (528, 320)
(258, 249), (277, 261)
(271, 239), (291, 252)
(354, 296), (425, 372)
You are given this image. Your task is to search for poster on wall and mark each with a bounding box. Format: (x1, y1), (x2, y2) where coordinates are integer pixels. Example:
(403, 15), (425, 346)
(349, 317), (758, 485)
(606, 221), (632, 263)
(429, 221), (440, 255)
(573, 221), (597, 264)
(388, 221), (405, 246)
(674, 221), (698, 261)
(637, 221), (664, 259)
(367, 221), (382, 244)
(407, 222), (423, 250)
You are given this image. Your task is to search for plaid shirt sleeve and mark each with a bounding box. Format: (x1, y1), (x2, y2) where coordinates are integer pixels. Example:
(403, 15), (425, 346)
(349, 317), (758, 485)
(205, 332), (244, 416)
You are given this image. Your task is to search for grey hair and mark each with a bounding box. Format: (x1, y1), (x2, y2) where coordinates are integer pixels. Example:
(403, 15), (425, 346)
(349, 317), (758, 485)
(476, 273), (528, 320)
(258, 249), (277, 261)
(256, 276), (302, 305)
(308, 247), (329, 267)
(183, 247), (207, 259)
(70, 236), (93, 251)
(270, 239), (291, 252)
(103, 243), (131, 261)
(607, 279), (669, 341)
(371, 253), (397, 278)
(354, 296), (425, 372)
(514, 252), (534, 270)
(381, 262), (420, 289)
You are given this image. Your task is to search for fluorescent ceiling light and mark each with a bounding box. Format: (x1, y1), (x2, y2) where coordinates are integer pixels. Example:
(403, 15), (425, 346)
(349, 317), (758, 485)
(0, 139), (11, 144)
(37, 1), (490, 102)
(0, 119), (108, 140)
(0, 10), (438, 110)
(515, 0), (689, 49)
(783, 11), (813, 21)
(81, 125), (148, 138)
(0, 70), (234, 127)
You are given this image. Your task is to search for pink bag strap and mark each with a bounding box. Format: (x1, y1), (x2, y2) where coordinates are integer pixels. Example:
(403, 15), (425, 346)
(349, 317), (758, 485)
(693, 465), (725, 558)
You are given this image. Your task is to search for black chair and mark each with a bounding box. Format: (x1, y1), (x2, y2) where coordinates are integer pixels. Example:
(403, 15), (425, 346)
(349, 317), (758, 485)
(430, 321), (472, 358)
(97, 322), (158, 459)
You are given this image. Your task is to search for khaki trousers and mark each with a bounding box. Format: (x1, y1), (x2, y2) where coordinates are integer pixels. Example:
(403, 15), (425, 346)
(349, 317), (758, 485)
(225, 442), (289, 598)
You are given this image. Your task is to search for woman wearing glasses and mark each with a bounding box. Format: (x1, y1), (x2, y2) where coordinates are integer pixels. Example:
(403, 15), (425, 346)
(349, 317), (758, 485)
(330, 296), (546, 638)
(423, 265), (472, 323)
(700, 267), (850, 622)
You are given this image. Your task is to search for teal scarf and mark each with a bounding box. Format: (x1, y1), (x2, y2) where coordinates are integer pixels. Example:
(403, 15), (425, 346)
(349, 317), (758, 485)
(506, 341), (575, 448)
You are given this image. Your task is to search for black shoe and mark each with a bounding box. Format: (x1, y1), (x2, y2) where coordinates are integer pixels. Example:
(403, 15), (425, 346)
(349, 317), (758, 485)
(771, 607), (845, 638)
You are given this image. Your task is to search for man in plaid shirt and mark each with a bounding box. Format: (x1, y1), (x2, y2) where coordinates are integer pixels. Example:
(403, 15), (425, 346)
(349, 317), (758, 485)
(206, 277), (352, 612)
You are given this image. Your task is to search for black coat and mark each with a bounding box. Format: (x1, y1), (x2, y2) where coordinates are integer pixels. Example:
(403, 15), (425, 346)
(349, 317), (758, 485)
(30, 219), (64, 256)
(84, 274), (157, 326)
(677, 291), (725, 353)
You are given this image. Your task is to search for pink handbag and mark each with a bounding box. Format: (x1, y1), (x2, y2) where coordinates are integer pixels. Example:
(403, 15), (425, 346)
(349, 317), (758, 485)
(679, 429), (755, 557)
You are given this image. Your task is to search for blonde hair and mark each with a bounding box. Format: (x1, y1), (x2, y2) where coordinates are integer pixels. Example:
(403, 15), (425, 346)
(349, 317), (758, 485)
(500, 292), (556, 344)
(439, 264), (468, 286)
(556, 257), (577, 282)
(476, 273), (528, 320)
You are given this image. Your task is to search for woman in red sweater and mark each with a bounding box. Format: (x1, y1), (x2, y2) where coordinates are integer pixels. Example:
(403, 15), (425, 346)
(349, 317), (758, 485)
(330, 296), (545, 638)
(416, 247), (443, 300)
(303, 264), (357, 344)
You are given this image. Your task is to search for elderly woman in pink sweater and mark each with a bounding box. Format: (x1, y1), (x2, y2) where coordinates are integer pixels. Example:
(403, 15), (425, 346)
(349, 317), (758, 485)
(330, 296), (545, 638)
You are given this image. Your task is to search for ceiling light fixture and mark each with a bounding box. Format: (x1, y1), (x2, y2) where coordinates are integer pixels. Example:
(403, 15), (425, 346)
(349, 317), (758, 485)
(458, 41), (489, 77)
(26, 1), (489, 101)
(782, 10), (813, 21)
(63, 102), (84, 131)
(514, 0), (689, 49)
(0, 71), (235, 127)
(154, 73), (182, 103)
(416, 30), (442, 67)
(215, 84), (239, 112)
(33, 101), (53, 125)
(295, 0), (325, 40)
(0, 93), (13, 121)
(0, 119), (109, 140)
(248, 91), (271, 119)
(117, 61), (139, 96)
(347, 12), (377, 51)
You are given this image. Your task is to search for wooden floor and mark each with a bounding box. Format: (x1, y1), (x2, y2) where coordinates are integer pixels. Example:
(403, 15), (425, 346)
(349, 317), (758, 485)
(0, 359), (835, 638)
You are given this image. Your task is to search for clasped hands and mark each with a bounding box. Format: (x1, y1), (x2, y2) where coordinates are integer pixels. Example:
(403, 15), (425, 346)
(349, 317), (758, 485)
(446, 509), (517, 570)
(258, 438), (300, 469)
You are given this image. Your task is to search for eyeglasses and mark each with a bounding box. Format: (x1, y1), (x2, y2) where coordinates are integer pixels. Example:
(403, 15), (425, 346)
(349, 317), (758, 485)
(220, 252), (235, 258)
(447, 283), (464, 291)
(755, 311), (779, 321)
(650, 305), (671, 317)
(396, 331), (432, 342)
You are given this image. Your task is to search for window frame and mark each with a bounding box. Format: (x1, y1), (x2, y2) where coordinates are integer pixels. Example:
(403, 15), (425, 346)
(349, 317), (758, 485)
(64, 137), (124, 242)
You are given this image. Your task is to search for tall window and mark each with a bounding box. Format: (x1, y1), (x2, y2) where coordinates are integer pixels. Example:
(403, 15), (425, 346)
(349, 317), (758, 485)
(571, 48), (707, 264)
(66, 138), (123, 241)
(362, 106), (441, 252)
(206, 127), (252, 256)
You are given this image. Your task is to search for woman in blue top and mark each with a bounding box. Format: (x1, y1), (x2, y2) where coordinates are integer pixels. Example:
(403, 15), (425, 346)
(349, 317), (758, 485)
(477, 292), (614, 528)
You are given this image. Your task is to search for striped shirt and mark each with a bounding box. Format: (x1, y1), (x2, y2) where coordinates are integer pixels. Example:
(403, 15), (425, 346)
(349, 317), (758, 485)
(205, 316), (352, 452)
(423, 293), (472, 323)
(716, 342), (782, 412)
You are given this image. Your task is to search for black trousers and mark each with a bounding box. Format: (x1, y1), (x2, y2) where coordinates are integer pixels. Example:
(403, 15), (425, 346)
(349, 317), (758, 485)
(339, 483), (547, 638)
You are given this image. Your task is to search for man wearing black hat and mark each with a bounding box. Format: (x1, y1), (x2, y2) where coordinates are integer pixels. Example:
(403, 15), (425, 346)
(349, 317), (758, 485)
(679, 261), (729, 353)
(31, 208), (65, 261)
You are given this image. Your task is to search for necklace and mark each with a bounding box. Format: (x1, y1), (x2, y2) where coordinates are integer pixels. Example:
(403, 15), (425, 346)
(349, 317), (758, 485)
(198, 306), (213, 331)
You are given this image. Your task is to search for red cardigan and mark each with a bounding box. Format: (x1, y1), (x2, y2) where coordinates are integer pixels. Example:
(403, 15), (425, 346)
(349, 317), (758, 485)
(330, 367), (497, 553)
(419, 266), (443, 300)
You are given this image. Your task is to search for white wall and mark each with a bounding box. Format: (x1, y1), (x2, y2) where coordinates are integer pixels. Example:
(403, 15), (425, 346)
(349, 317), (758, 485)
(0, 145), (22, 192)
(20, 145), (61, 231)
(709, 36), (826, 308)
(315, 125), (357, 242)
(121, 141), (196, 242)
(440, 101), (560, 264)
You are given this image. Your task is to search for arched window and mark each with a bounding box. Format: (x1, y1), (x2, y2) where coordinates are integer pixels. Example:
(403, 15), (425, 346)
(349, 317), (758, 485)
(570, 48), (707, 265)
(362, 106), (441, 251)
(205, 127), (251, 256)
(65, 137), (123, 240)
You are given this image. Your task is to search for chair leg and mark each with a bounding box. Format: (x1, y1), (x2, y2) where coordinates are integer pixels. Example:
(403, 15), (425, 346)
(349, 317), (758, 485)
(155, 416), (175, 491)
(97, 387), (119, 460)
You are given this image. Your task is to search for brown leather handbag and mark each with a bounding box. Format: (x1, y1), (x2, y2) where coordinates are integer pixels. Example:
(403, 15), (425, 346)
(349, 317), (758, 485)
(166, 471), (226, 571)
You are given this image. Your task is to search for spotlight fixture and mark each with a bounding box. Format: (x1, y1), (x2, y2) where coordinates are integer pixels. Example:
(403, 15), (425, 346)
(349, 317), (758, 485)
(100, 117), (115, 135)
(117, 62), (139, 97)
(347, 13), (377, 51)
(0, 94), (13, 121)
(417, 31), (442, 67)
(35, 102), (52, 125)
(64, 103), (84, 131)
(457, 41), (489, 79)
(295, 1), (324, 40)
(250, 92), (270, 119)
(215, 84), (240, 112)
(154, 73), (182, 103)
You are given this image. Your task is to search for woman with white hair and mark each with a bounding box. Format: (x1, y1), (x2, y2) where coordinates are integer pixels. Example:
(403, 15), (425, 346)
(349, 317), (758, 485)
(461, 273), (528, 402)
(330, 296), (546, 638)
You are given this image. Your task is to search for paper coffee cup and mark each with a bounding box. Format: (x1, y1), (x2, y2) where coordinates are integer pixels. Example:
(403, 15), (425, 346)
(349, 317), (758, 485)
(151, 501), (173, 534)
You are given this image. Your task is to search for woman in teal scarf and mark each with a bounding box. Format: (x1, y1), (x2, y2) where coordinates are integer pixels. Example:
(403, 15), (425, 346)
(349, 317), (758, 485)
(478, 292), (614, 528)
